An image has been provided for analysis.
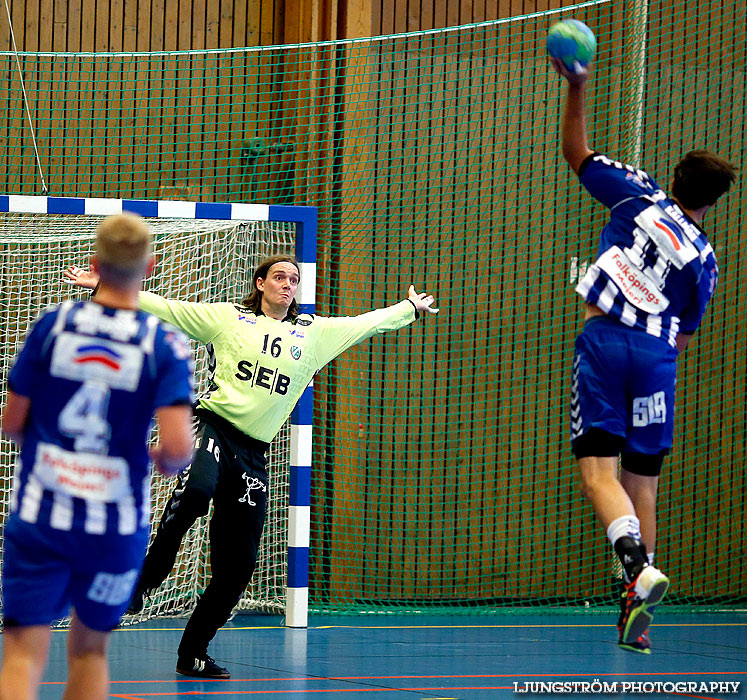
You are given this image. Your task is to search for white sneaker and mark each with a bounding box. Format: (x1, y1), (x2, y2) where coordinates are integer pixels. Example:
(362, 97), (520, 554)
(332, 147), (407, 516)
(620, 566), (669, 645)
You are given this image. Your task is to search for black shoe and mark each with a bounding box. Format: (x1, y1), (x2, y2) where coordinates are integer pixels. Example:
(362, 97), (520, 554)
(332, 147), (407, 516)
(126, 582), (150, 615)
(176, 654), (230, 679)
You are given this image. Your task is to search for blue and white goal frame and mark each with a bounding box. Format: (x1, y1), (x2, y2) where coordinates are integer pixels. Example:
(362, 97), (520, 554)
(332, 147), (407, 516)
(0, 194), (315, 628)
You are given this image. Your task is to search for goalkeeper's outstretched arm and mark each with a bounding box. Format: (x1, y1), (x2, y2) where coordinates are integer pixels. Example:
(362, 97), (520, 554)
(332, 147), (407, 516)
(63, 264), (99, 290)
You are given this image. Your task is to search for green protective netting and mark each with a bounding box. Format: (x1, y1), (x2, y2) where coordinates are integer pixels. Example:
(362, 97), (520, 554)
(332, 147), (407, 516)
(0, 215), (296, 627)
(0, 0), (745, 614)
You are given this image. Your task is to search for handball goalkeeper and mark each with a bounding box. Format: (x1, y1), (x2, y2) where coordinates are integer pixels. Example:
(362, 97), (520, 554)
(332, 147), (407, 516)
(65, 254), (438, 678)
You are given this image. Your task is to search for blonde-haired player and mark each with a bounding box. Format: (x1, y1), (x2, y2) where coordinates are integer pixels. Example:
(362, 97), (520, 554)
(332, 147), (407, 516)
(1, 213), (195, 699)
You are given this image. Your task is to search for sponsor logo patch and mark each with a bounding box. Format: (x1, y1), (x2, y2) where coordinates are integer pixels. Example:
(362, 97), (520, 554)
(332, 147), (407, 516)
(73, 344), (122, 370)
(51, 332), (144, 391)
(596, 246), (669, 314)
(33, 442), (129, 501)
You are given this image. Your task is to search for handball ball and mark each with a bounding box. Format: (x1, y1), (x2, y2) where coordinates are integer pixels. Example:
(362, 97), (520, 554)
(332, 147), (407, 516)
(546, 19), (596, 72)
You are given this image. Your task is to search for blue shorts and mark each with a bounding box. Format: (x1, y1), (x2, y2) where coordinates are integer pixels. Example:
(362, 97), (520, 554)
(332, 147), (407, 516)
(2, 515), (148, 631)
(571, 317), (678, 455)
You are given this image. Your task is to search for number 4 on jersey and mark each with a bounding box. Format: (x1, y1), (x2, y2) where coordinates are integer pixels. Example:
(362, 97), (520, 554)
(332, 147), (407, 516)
(58, 381), (112, 454)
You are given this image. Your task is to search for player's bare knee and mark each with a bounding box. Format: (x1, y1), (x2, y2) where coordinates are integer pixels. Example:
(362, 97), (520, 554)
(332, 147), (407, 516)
(67, 633), (108, 660)
(573, 428), (625, 502)
(579, 476), (595, 502)
(579, 470), (608, 502)
(67, 647), (108, 667)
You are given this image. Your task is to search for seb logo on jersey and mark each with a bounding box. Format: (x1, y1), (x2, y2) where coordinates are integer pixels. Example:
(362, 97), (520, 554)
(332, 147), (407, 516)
(234, 333), (294, 395)
(235, 361), (290, 395)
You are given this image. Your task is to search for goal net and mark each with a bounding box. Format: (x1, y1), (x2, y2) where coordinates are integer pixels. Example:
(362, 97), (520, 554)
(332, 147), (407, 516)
(0, 210), (296, 623)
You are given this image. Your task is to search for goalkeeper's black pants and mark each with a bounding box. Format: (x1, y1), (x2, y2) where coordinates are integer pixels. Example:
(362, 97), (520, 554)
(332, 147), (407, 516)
(137, 408), (269, 660)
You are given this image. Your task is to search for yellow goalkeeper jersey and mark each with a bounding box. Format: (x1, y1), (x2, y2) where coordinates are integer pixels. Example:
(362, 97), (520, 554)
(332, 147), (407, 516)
(138, 292), (417, 443)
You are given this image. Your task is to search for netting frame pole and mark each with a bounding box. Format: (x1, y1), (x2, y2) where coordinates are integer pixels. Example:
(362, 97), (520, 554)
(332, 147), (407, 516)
(0, 195), (317, 628)
(623, 0), (648, 167)
(270, 205), (316, 629)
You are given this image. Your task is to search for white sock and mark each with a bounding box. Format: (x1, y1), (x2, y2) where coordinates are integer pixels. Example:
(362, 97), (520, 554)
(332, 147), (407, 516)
(648, 552), (655, 566)
(606, 514), (642, 547)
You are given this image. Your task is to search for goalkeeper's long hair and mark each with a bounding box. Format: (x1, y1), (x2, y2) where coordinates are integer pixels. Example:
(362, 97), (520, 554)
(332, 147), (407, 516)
(241, 254), (300, 321)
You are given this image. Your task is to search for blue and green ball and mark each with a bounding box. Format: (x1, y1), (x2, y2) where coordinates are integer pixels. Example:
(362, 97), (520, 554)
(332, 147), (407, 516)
(546, 19), (596, 73)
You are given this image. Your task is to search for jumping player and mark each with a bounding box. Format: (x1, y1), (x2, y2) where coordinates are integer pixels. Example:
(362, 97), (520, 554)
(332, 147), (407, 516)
(64, 254), (439, 678)
(550, 57), (736, 653)
(1, 213), (195, 699)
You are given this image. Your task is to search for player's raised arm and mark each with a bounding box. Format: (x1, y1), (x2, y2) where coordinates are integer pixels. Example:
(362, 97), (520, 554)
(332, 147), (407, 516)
(550, 57), (594, 175)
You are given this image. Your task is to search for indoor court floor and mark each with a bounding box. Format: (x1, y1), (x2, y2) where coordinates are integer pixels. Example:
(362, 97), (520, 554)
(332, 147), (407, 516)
(11, 612), (747, 699)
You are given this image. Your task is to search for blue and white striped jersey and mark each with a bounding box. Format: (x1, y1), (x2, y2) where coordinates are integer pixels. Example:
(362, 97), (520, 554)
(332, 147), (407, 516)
(575, 153), (718, 347)
(7, 300), (194, 536)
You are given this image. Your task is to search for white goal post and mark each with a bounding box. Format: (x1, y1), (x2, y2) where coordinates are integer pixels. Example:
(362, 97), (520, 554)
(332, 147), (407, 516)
(0, 195), (316, 628)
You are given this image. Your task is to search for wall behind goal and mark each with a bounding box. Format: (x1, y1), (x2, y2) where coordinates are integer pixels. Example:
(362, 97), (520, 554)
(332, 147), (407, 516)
(1, 0), (745, 612)
(0, 0), (563, 53)
(0, 0), (315, 52)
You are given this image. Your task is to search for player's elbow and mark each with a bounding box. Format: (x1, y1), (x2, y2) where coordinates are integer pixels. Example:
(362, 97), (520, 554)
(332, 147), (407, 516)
(0, 418), (23, 444)
(154, 404), (194, 472)
(1, 393), (30, 444)
(158, 440), (194, 472)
